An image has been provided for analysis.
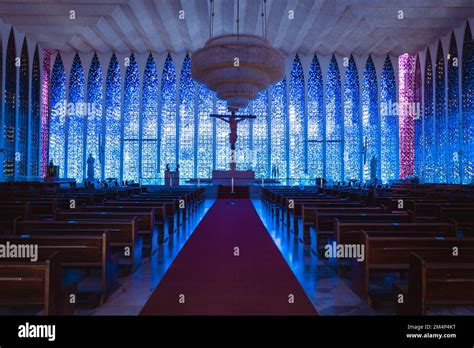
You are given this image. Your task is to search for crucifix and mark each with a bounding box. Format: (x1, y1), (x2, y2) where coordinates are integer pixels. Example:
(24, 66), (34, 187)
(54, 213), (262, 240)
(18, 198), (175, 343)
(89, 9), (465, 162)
(211, 110), (256, 171)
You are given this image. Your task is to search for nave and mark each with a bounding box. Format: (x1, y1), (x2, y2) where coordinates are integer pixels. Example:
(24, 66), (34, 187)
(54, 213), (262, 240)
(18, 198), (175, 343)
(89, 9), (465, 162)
(1, 181), (473, 316)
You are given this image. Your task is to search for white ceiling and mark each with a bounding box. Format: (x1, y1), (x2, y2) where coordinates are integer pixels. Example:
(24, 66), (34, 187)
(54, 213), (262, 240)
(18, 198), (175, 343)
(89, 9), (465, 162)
(0, 0), (473, 56)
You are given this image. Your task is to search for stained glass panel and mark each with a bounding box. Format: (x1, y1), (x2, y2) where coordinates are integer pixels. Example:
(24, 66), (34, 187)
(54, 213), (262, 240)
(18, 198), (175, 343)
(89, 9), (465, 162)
(361, 56), (379, 182)
(104, 53), (121, 180)
(67, 53), (85, 181)
(123, 53), (140, 181)
(343, 55), (361, 182)
(178, 54), (195, 179)
(326, 55), (343, 182)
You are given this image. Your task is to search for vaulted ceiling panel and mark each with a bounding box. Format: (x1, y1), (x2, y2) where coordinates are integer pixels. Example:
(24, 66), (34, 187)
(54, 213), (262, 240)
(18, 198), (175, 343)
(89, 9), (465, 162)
(0, 0), (472, 56)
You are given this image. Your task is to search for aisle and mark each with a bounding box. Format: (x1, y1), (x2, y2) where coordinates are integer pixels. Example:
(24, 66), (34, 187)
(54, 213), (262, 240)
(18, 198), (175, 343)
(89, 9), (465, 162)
(140, 199), (318, 315)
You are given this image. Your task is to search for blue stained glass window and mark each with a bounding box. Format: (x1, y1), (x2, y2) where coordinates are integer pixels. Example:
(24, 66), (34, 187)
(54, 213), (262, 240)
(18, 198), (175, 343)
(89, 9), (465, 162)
(215, 98), (229, 170)
(361, 55), (379, 182)
(178, 54), (195, 179)
(104, 53), (121, 180)
(307, 55), (324, 179)
(448, 32), (460, 183)
(343, 55), (361, 182)
(424, 49), (435, 182)
(67, 53), (85, 181)
(252, 90), (269, 178)
(326, 55), (343, 182)
(289, 55), (305, 180)
(271, 78), (287, 180)
(4, 29), (16, 178)
(141, 53), (159, 184)
(236, 106), (252, 171)
(18, 38), (29, 178)
(462, 22), (474, 184)
(86, 53), (103, 180)
(196, 83), (214, 178)
(414, 55), (423, 179)
(49, 52), (66, 178)
(160, 54), (177, 175)
(123, 53), (140, 182)
(435, 41), (447, 183)
(31, 46), (41, 177)
(380, 55), (398, 183)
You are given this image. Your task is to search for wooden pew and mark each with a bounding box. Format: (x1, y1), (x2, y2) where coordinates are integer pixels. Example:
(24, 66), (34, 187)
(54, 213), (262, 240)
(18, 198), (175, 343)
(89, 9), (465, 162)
(14, 219), (141, 273)
(54, 209), (157, 254)
(351, 232), (474, 304)
(335, 221), (457, 246)
(0, 203), (31, 234)
(439, 207), (474, 236)
(394, 252), (474, 315)
(79, 204), (167, 245)
(110, 198), (179, 234)
(300, 201), (364, 235)
(0, 232), (117, 305)
(0, 252), (75, 315)
(312, 210), (414, 244)
(332, 222), (457, 275)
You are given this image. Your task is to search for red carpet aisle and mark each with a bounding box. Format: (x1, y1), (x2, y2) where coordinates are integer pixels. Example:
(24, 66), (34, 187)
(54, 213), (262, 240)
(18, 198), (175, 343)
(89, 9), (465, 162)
(140, 199), (318, 315)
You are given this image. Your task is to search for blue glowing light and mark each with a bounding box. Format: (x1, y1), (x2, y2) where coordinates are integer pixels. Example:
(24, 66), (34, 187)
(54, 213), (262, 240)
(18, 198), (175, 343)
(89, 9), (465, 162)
(67, 53), (85, 181)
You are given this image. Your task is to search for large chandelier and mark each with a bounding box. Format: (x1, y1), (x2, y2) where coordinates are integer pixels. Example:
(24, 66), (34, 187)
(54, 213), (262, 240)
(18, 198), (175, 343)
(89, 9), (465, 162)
(191, 0), (284, 111)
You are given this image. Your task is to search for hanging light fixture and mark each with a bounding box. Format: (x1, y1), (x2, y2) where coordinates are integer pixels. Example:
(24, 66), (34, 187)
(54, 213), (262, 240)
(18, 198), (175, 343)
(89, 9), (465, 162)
(192, 0), (284, 111)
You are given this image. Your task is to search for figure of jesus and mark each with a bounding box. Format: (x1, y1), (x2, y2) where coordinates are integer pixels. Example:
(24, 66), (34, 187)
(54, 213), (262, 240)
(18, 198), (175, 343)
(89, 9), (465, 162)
(211, 110), (255, 171)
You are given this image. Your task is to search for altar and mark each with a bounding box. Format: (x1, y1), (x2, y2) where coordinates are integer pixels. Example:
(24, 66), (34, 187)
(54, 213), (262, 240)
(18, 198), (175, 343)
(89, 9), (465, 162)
(212, 170), (255, 185)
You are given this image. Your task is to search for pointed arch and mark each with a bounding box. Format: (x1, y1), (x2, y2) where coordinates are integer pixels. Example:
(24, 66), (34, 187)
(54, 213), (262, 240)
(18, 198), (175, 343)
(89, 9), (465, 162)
(448, 32), (460, 183)
(49, 52), (67, 177)
(123, 53), (140, 181)
(104, 53), (121, 179)
(361, 55), (379, 181)
(289, 54), (305, 180)
(462, 21), (474, 184)
(399, 54), (415, 179)
(343, 55), (361, 181)
(178, 54), (195, 179)
(86, 53), (103, 180)
(141, 53), (159, 184)
(271, 78), (287, 180)
(18, 37), (29, 177)
(414, 55), (423, 179)
(424, 48), (435, 182)
(160, 53), (177, 176)
(67, 53), (85, 181)
(435, 41), (447, 182)
(307, 55), (324, 179)
(381, 55), (398, 181)
(196, 84), (214, 178)
(326, 55), (343, 182)
(31, 46), (41, 177)
(41, 50), (52, 177)
(4, 28), (17, 178)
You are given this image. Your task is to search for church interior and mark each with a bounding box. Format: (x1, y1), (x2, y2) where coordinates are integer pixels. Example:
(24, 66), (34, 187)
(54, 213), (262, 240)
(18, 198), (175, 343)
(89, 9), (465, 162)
(1, 0), (474, 327)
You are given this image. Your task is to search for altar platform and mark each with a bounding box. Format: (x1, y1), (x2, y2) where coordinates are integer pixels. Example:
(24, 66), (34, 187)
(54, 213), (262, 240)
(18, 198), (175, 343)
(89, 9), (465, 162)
(211, 170), (255, 185)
